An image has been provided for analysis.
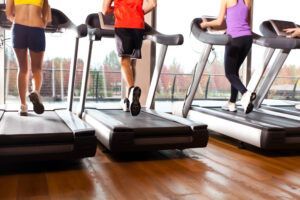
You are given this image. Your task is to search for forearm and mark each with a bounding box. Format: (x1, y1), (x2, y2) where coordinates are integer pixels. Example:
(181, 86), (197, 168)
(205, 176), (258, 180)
(143, 0), (157, 14)
(201, 0), (225, 29)
(102, 0), (114, 15)
(205, 19), (223, 28)
(5, 0), (15, 22)
(6, 11), (15, 22)
(42, 1), (51, 25)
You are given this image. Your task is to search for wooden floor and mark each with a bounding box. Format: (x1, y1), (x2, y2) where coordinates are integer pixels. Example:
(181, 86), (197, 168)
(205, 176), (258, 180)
(0, 137), (300, 200)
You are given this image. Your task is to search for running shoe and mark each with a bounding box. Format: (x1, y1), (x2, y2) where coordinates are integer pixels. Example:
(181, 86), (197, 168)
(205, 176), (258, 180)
(128, 86), (141, 116)
(29, 91), (45, 114)
(240, 91), (256, 114)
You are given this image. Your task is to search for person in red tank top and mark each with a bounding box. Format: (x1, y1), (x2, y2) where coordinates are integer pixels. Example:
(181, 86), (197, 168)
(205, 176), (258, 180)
(102, 0), (157, 116)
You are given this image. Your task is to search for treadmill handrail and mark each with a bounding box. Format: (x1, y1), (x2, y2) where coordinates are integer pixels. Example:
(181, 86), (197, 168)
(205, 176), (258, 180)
(254, 36), (299, 49)
(85, 13), (183, 45)
(191, 18), (231, 45)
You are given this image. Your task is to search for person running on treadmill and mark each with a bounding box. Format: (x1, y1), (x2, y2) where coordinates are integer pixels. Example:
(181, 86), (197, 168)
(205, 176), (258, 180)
(200, 0), (256, 114)
(102, 0), (157, 116)
(6, 0), (51, 116)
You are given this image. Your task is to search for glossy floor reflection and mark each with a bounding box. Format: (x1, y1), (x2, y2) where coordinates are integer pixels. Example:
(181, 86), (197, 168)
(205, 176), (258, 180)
(0, 137), (299, 200)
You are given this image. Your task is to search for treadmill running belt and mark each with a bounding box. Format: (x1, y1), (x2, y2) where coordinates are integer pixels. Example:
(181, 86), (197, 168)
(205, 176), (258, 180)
(209, 107), (300, 128)
(95, 109), (187, 128)
(0, 111), (73, 145)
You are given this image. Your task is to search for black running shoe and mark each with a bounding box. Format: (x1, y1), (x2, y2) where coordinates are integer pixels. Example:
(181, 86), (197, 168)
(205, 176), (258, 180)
(29, 91), (45, 114)
(241, 91), (256, 114)
(128, 86), (141, 116)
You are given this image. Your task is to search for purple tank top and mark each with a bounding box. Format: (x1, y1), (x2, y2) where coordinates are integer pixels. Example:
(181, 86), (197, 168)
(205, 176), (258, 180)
(226, 0), (252, 38)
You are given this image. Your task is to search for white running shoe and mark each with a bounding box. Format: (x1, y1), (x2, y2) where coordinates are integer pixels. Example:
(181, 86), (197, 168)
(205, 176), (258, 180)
(128, 86), (141, 116)
(240, 91), (256, 114)
(222, 101), (237, 112)
(120, 98), (130, 112)
(29, 91), (45, 114)
(19, 104), (28, 116)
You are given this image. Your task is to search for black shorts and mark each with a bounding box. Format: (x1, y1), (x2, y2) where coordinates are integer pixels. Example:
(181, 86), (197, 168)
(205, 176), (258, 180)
(115, 28), (144, 59)
(12, 23), (46, 52)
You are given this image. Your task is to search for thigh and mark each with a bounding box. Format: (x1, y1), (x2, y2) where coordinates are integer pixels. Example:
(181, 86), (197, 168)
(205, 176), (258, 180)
(12, 24), (28, 49)
(14, 48), (28, 71)
(29, 50), (44, 71)
(132, 29), (144, 49)
(115, 28), (144, 59)
(224, 44), (239, 74)
(115, 28), (134, 56)
(235, 36), (253, 68)
(28, 27), (46, 52)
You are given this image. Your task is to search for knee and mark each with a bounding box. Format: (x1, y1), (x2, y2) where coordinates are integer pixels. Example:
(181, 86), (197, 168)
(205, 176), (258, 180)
(225, 73), (236, 83)
(18, 66), (28, 74)
(121, 58), (131, 68)
(225, 73), (232, 80)
(31, 67), (42, 75)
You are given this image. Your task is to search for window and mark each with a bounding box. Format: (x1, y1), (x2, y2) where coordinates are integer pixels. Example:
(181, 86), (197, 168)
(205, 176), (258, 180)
(0, 0), (4, 104)
(252, 0), (300, 101)
(156, 0), (231, 101)
(4, 0), (121, 108)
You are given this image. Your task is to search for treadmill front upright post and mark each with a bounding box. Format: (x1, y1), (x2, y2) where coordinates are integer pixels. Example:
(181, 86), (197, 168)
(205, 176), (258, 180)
(79, 40), (94, 118)
(246, 47), (275, 93)
(67, 37), (80, 112)
(145, 44), (168, 109)
(254, 49), (290, 109)
(182, 43), (212, 118)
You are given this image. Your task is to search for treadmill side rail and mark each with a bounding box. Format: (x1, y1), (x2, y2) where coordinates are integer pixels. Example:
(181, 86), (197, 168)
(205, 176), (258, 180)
(0, 110), (4, 120)
(55, 109), (94, 134)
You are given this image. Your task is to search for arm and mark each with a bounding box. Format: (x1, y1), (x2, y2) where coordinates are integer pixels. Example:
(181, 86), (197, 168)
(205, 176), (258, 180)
(42, 0), (51, 26)
(200, 0), (226, 29)
(143, 0), (157, 14)
(5, 0), (15, 22)
(102, 0), (114, 15)
(247, 0), (252, 28)
(284, 28), (300, 38)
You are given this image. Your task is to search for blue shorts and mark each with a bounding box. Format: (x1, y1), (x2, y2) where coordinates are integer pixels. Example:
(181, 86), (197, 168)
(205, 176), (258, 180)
(12, 23), (46, 52)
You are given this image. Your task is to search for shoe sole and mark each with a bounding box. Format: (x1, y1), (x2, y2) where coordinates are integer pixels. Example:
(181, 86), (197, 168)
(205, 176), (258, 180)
(19, 112), (28, 116)
(221, 108), (237, 112)
(29, 93), (45, 114)
(245, 93), (256, 114)
(130, 87), (141, 116)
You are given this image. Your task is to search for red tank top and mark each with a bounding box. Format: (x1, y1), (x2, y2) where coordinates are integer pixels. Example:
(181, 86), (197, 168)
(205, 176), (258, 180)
(114, 0), (144, 29)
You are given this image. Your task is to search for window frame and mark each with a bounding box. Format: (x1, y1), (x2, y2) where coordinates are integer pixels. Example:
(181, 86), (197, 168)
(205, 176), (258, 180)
(0, 0), (4, 104)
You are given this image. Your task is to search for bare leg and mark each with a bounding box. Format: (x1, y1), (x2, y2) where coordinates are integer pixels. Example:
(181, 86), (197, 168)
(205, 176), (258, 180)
(28, 50), (45, 114)
(14, 49), (29, 106)
(121, 56), (134, 97)
(29, 50), (44, 92)
(131, 59), (137, 82)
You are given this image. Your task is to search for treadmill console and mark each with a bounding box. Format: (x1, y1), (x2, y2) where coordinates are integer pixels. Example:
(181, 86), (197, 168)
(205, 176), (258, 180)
(99, 12), (115, 30)
(269, 20), (298, 37)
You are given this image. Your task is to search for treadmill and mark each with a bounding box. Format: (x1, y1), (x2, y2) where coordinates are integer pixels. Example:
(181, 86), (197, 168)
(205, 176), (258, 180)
(180, 17), (300, 150)
(0, 5), (97, 162)
(78, 13), (208, 153)
(251, 20), (300, 118)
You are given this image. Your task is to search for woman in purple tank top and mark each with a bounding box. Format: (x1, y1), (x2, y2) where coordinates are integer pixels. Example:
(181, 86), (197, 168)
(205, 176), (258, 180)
(200, 0), (256, 114)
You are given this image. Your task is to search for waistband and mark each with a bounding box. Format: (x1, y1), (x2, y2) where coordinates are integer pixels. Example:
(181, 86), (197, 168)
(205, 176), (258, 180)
(13, 23), (45, 31)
